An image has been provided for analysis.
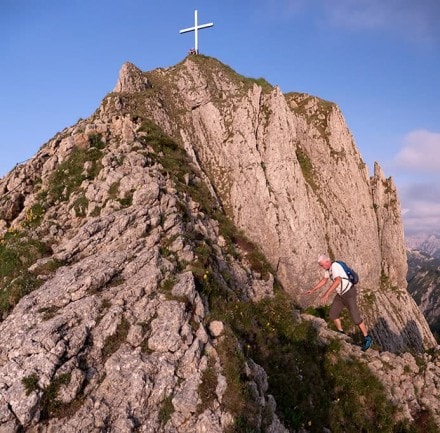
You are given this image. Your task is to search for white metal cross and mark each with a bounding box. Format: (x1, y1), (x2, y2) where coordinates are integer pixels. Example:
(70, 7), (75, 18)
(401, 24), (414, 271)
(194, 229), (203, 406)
(179, 10), (214, 54)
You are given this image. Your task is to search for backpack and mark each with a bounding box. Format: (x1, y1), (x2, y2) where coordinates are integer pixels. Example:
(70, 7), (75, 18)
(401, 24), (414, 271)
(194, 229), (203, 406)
(335, 260), (359, 285)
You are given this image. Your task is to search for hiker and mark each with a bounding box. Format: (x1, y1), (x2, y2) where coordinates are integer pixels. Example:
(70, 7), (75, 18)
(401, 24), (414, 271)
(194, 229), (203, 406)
(306, 254), (373, 351)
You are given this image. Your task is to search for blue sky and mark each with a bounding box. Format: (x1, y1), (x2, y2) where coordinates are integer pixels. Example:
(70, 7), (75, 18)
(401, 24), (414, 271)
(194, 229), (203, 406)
(1, 0), (439, 237)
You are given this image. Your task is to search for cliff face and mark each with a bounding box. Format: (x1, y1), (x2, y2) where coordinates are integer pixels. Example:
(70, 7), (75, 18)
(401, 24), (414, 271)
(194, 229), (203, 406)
(107, 56), (435, 353)
(0, 56), (439, 432)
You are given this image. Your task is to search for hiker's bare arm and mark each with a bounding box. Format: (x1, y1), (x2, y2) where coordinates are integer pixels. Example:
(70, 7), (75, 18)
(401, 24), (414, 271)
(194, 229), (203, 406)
(306, 277), (328, 294)
(321, 277), (341, 302)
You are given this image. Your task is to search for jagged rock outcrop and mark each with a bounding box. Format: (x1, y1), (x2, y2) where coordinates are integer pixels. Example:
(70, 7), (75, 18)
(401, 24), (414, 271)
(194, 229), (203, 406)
(0, 121), (286, 432)
(113, 62), (152, 93)
(107, 56), (436, 353)
(0, 55), (439, 432)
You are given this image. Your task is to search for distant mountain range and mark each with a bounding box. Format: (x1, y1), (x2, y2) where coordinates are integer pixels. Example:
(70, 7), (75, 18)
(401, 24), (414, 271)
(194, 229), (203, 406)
(406, 233), (440, 338)
(406, 232), (440, 258)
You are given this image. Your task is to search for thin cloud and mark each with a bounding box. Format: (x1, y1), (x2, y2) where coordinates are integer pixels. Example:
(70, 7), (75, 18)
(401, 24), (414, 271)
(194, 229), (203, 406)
(399, 182), (440, 235)
(325, 0), (391, 29)
(394, 130), (440, 173)
(327, 0), (439, 33)
(393, 129), (440, 235)
(276, 0), (440, 42)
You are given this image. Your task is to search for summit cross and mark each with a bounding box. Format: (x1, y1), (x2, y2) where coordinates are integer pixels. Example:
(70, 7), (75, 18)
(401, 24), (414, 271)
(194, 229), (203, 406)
(179, 10), (214, 54)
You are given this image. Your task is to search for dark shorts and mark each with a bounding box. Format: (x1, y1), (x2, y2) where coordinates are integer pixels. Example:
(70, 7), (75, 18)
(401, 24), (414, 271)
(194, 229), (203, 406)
(329, 286), (362, 325)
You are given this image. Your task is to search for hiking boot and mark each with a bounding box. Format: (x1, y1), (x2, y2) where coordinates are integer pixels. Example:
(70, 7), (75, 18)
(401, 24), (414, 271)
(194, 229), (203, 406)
(362, 335), (373, 351)
(336, 329), (345, 335)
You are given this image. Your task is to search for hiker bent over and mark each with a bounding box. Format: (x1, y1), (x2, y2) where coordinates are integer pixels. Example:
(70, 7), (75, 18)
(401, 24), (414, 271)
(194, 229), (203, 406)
(306, 254), (373, 351)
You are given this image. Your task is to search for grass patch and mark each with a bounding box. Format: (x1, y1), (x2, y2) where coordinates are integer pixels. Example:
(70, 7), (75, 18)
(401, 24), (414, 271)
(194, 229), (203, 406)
(183, 55), (273, 94)
(22, 373), (40, 395)
(101, 316), (130, 360)
(138, 119), (218, 217)
(32, 258), (64, 277)
(159, 395), (174, 425)
(0, 230), (51, 318)
(296, 146), (319, 192)
(117, 193), (133, 208)
(23, 372), (77, 420)
(71, 193), (89, 217)
(40, 373), (72, 419)
(217, 331), (261, 431)
(197, 356), (218, 413)
(38, 305), (61, 321)
(23, 203), (46, 228)
(197, 264), (407, 432)
(325, 356), (394, 432)
(47, 136), (105, 203)
(108, 181), (120, 199)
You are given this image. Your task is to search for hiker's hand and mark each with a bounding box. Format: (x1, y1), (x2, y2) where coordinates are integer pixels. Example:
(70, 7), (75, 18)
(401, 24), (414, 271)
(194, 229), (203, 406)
(321, 293), (329, 304)
(305, 288), (314, 295)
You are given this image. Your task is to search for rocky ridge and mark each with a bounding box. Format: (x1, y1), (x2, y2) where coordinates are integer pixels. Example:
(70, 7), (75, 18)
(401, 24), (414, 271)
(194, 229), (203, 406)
(105, 56), (434, 354)
(0, 56), (439, 432)
(0, 117), (287, 432)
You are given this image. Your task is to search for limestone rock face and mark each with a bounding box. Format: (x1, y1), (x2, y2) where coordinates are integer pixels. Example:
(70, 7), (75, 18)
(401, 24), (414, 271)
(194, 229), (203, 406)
(104, 56), (435, 353)
(113, 62), (152, 93)
(0, 118), (285, 432)
(0, 56), (439, 432)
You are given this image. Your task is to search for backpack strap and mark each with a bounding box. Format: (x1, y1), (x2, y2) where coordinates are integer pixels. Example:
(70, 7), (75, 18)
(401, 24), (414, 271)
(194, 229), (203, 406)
(332, 261), (352, 294)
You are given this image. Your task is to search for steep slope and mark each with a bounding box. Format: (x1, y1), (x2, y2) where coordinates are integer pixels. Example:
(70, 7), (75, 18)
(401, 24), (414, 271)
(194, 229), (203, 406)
(0, 118), (290, 432)
(105, 55), (435, 353)
(1, 56), (440, 433)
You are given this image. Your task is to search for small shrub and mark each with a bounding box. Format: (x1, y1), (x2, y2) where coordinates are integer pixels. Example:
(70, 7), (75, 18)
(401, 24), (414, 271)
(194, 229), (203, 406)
(88, 133), (106, 150)
(108, 181), (120, 199)
(197, 357), (218, 413)
(38, 305), (61, 321)
(71, 194), (89, 217)
(304, 304), (330, 320)
(0, 230), (50, 317)
(22, 373), (40, 395)
(102, 317), (130, 360)
(159, 395), (174, 425)
(160, 277), (175, 294)
(40, 373), (72, 419)
(23, 203), (46, 228)
(296, 147), (318, 192)
(117, 194), (133, 207)
(47, 146), (103, 203)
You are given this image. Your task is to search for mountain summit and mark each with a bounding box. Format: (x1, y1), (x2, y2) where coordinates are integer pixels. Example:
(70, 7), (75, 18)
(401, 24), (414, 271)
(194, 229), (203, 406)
(111, 56), (433, 352)
(0, 56), (439, 432)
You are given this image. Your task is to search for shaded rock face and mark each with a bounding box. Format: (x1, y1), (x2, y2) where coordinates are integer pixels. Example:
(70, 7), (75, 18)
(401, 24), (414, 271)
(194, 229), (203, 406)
(0, 56), (439, 432)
